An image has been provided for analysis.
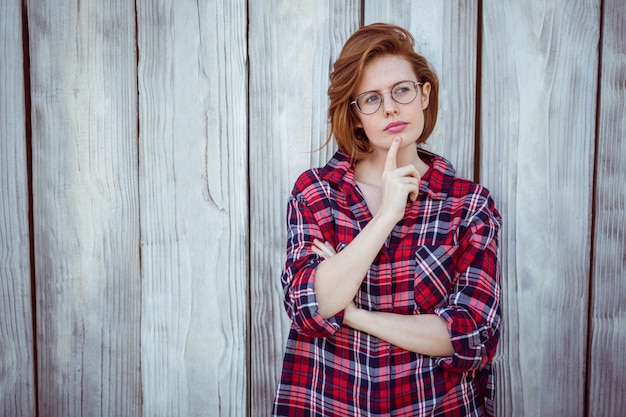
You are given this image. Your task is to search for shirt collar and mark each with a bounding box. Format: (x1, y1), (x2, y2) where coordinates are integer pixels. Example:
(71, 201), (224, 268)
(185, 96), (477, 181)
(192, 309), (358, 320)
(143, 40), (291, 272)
(317, 147), (456, 201)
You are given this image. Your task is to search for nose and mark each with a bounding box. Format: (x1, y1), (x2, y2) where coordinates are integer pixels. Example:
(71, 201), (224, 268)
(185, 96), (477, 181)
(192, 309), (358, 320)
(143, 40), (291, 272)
(381, 92), (399, 115)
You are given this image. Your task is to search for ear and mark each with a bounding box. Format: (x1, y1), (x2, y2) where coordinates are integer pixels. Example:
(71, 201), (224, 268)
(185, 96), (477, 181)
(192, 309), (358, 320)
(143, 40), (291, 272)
(420, 82), (431, 110)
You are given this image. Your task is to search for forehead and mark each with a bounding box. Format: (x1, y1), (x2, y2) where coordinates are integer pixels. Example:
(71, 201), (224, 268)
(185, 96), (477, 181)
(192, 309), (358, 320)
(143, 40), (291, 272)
(356, 55), (416, 93)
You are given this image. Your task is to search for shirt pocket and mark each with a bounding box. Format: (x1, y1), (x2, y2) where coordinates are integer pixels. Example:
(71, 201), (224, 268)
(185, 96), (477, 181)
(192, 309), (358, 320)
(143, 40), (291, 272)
(414, 245), (458, 312)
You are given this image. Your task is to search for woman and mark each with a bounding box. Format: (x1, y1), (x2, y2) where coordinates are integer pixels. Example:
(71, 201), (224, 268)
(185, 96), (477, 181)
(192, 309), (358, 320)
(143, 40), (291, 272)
(273, 23), (502, 416)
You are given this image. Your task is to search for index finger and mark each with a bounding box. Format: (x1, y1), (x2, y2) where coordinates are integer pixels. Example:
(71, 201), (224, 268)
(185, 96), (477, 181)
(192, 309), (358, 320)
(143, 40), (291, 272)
(384, 136), (401, 172)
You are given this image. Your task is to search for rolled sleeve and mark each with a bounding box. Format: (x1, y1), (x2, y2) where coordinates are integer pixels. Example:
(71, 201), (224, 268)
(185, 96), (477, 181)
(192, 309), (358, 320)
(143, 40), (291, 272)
(434, 304), (499, 371)
(434, 194), (502, 373)
(280, 193), (343, 338)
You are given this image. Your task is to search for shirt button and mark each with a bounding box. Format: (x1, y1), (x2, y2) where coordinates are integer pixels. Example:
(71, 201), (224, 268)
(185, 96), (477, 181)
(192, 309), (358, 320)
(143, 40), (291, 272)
(481, 330), (489, 338)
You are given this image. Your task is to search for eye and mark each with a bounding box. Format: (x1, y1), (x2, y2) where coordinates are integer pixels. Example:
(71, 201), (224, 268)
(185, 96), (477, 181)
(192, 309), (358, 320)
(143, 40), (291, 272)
(359, 93), (381, 106)
(393, 85), (411, 96)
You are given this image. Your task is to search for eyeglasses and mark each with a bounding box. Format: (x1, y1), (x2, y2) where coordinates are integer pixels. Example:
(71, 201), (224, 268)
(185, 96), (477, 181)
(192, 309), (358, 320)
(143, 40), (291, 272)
(351, 80), (422, 115)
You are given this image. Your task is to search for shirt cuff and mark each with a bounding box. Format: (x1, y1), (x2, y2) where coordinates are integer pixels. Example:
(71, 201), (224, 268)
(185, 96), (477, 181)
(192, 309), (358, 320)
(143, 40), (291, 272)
(434, 306), (494, 372)
(286, 266), (344, 337)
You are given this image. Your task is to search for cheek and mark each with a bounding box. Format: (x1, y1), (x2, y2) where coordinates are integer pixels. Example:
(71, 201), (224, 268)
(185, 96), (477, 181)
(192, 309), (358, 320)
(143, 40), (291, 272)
(354, 115), (369, 130)
(359, 120), (379, 139)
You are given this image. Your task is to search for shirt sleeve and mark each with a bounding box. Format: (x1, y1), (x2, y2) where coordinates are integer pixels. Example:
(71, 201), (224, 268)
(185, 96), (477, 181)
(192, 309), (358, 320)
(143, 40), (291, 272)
(280, 190), (344, 338)
(434, 190), (502, 373)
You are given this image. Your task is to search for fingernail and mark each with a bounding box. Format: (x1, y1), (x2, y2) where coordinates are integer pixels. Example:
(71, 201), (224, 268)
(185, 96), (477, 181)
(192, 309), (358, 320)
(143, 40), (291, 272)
(394, 137), (400, 142)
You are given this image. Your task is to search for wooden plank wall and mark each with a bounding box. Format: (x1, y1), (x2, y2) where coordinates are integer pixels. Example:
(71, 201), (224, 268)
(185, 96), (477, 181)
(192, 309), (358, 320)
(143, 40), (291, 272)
(27, 1), (142, 415)
(0, 1), (624, 416)
(136, 1), (248, 415)
(482, 2), (599, 415)
(248, 2), (359, 414)
(0, 1), (36, 416)
(588, 0), (626, 415)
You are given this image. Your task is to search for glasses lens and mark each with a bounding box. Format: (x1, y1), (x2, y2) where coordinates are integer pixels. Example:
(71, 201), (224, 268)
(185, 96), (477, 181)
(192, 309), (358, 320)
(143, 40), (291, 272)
(356, 92), (382, 115)
(392, 81), (418, 104)
(353, 81), (420, 114)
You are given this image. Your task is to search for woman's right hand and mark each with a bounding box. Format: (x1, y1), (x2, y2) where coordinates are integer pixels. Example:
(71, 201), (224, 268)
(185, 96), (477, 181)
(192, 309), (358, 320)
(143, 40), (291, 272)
(312, 137), (420, 319)
(312, 239), (336, 259)
(378, 137), (421, 223)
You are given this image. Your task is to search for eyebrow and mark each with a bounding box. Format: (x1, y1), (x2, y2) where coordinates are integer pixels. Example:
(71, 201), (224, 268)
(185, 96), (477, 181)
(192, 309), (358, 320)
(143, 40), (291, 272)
(355, 79), (417, 96)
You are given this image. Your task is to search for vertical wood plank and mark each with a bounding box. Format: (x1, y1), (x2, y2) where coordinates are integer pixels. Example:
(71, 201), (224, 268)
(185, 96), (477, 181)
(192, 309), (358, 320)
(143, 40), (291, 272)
(480, 1), (600, 415)
(364, 0), (478, 180)
(588, 0), (626, 415)
(248, 1), (359, 415)
(26, 1), (142, 415)
(0, 1), (36, 416)
(136, 0), (248, 415)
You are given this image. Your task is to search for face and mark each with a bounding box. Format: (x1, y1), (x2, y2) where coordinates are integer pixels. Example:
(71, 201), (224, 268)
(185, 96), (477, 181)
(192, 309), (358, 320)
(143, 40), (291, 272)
(353, 55), (431, 155)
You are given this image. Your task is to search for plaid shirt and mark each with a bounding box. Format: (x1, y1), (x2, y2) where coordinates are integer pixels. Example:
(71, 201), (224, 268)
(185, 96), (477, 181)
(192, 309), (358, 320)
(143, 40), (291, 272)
(273, 148), (502, 417)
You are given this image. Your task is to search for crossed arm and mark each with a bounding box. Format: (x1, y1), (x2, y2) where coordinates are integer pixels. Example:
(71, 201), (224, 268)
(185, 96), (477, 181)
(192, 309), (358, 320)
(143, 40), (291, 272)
(312, 238), (454, 357)
(310, 137), (453, 357)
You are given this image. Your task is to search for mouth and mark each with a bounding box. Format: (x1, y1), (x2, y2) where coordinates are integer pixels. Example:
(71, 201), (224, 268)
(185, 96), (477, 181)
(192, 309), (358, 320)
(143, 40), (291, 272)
(384, 122), (408, 133)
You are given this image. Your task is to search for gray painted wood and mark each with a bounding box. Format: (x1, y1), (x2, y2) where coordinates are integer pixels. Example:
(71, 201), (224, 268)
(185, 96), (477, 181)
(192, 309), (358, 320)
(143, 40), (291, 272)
(27, 1), (142, 415)
(0, 1), (36, 416)
(588, 0), (626, 415)
(1, 2), (624, 416)
(248, 1), (359, 415)
(136, 0), (248, 415)
(480, 1), (600, 415)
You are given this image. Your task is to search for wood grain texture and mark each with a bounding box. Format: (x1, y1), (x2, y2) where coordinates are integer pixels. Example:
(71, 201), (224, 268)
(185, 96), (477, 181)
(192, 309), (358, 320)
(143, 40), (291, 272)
(364, 0), (478, 180)
(1, 2), (624, 417)
(588, 0), (626, 415)
(0, 1), (36, 416)
(248, 1), (359, 415)
(136, 0), (248, 415)
(480, 1), (600, 415)
(27, 1), (142, 415)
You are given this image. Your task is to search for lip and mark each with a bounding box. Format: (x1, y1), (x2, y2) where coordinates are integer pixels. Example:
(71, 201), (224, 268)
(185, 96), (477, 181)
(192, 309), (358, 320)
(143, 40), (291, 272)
(384, 121), (408, 133)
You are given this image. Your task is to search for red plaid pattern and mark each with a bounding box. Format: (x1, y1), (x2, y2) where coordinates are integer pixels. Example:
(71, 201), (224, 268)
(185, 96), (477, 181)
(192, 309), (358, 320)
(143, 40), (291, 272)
(273, 149), (502, 417)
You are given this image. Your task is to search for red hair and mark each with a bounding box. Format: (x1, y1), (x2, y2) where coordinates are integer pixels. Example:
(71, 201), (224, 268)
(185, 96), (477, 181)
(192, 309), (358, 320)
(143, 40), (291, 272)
(326, 23), (439, 160)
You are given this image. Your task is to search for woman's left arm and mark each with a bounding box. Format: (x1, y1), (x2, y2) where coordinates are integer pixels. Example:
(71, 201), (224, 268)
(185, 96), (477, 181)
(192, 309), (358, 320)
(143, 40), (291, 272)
(311, 240), (454, 356)
(343, 304), (454, 356)
(432, 193), (502, 371)
(314, 189), (502, 366)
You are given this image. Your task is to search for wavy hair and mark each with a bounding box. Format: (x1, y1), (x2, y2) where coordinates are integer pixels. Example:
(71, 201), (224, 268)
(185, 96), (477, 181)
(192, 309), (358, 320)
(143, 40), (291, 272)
(326, 23), (439, 160)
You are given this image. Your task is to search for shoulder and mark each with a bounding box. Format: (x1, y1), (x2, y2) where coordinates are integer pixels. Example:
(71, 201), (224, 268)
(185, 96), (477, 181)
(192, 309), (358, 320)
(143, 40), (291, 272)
(450, 178), (502, 237)
(420, 148), (501, 223)
(292, 168), (323, 194)
(450, 176), (492, 202)
(290, 150), (352, 201)
(449, 175), (499, 213)
(419, 148), (494, 201)
(289, 169), (326, 208)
